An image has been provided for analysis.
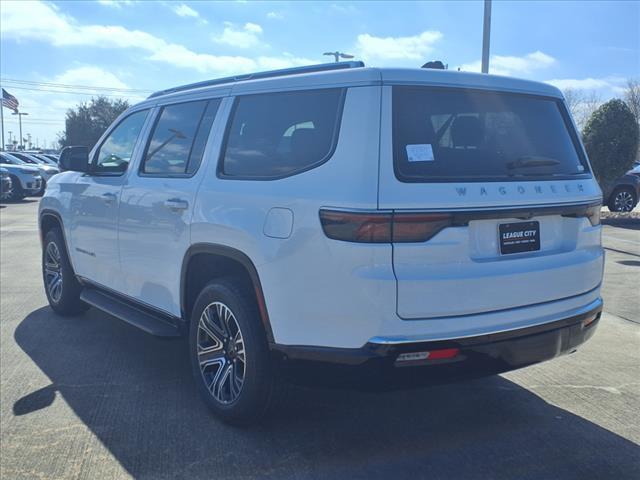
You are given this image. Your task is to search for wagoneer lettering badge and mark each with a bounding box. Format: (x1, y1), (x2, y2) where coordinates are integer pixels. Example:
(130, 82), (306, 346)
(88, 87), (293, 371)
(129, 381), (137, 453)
(455, 184), (585, 196)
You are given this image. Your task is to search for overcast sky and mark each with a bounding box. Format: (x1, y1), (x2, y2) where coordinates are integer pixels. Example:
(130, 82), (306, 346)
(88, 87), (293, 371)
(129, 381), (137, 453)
(1, 0), (638, 148)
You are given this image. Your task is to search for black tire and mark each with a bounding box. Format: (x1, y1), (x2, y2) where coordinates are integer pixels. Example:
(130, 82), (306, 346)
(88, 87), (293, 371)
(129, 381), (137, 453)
(189, 280), (280, 425)
(42, 228), (88, 316)
(608, 187), (638, 212)
(1, 175), (24, 202)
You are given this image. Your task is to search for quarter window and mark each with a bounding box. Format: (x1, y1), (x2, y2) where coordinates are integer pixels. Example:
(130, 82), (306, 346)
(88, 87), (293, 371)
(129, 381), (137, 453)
(220, 89), (344, 178)
(141, 99), (220, 175)
(94, 110), (149, 174)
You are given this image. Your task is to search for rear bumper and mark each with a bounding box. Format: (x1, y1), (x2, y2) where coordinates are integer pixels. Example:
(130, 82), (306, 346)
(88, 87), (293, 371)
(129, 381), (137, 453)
(272, 299), (602, 390)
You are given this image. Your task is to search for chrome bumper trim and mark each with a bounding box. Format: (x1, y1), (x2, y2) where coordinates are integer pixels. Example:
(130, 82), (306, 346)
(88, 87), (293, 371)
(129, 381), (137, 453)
(368, 297), (603, 345)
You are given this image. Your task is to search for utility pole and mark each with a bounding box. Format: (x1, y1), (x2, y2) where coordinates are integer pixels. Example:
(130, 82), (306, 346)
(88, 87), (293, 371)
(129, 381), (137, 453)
(7, 130), (12, 145)
(12, 111), (28, 149)
(481, 0), (492, 73)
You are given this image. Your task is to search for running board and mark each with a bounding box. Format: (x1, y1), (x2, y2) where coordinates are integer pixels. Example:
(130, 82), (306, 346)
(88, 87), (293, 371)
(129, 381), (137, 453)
(80, 288), (182, 337)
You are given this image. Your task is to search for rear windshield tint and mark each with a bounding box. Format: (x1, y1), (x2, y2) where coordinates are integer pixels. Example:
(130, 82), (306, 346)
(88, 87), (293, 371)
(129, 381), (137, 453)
(393, 87), (588, 182)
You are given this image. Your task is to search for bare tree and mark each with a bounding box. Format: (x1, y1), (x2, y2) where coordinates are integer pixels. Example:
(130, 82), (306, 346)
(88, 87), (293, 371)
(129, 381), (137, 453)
(562, 88), (583, 121)
(563, 88), (602, 133)
(623, 78), (640, 157)
(580, 91), (602, 131)
(623, 78), (640, 124)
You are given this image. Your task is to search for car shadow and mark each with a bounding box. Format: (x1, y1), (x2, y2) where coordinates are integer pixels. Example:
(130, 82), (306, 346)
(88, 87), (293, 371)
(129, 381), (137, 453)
(617, 260), (640, 267)
(13, 307), (640, 479)
(1, 198), (38, 205)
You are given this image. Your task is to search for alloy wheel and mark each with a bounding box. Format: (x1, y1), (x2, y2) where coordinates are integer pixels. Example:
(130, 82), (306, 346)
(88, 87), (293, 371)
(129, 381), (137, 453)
(614, 190), (635, 212)
(44, 241), (63, 303)
(0, 184), (14, 201)
(197, 302), (246, 404)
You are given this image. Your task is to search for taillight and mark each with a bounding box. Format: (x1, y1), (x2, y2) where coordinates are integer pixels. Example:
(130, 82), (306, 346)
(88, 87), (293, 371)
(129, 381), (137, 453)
(585, 204), (601, 226)
(319, 210), (391, 243)
(392, 212), (453, 242)
(319, 210), (453, 243)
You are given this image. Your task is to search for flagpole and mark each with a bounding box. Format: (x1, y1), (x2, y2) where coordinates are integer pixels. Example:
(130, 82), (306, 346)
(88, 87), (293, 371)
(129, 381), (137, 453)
(1, 104), (4, 151)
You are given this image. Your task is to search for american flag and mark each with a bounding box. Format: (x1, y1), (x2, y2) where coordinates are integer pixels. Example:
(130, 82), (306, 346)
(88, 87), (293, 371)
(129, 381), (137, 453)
(2, 88), (19, 112)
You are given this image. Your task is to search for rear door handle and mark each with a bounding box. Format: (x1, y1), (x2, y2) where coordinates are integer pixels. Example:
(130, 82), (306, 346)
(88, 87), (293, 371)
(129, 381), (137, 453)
(163, 198), (189, 211)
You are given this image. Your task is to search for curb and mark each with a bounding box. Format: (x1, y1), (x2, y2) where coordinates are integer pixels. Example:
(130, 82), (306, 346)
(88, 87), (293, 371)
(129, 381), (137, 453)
(601, 217), (640, 228)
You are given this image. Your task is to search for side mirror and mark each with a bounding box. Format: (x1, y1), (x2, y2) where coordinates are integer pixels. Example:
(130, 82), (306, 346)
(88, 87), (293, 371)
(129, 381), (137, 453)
(59, 146), (89, 173)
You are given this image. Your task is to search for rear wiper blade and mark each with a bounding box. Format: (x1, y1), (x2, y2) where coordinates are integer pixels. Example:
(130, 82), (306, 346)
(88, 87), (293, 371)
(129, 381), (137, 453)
(507, 156), (561, 169)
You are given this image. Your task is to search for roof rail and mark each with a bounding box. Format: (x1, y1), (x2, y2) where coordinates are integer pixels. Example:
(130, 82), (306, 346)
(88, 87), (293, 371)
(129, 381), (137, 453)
(148, 61), (365, 99)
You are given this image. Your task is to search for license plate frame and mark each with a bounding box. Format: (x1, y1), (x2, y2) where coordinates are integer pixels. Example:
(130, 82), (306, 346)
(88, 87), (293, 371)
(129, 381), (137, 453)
(499, 221), (540, 255)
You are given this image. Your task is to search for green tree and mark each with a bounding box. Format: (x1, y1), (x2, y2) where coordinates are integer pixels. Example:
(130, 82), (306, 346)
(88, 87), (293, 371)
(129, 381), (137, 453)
(582, 99), (639, 198)
(58, 96), (130, 150)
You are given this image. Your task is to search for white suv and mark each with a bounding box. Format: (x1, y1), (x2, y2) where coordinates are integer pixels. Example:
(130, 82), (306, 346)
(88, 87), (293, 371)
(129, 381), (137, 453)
(39, 63), (604, 424)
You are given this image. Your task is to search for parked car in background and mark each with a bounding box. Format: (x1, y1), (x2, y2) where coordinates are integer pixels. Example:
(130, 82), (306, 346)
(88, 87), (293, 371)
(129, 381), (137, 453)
(0, 153), (42, 201)
(42, 154), (60, 164)
(0, 168), (12, 200)
(30, 153), (59, 167)
(606, 163), (640, 212)
(7, 152), (59, 195)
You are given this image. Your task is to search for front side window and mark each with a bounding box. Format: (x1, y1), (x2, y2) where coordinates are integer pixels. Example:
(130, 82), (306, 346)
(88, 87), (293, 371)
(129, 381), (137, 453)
(220, 88), (344, 179)
(94, 110), (149, 174)
(141, 99), (220, 175)
(393, 87), (588, 182)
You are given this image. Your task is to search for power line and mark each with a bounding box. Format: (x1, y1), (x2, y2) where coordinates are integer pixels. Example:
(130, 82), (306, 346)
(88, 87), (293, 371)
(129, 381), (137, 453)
(14, 121), (64, 125)
(1, 77), (153, 94)
(1, 85), (146, 99)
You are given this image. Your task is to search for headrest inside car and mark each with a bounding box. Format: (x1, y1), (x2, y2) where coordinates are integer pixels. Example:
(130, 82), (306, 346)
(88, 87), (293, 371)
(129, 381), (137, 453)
(451, 116), (483, 148)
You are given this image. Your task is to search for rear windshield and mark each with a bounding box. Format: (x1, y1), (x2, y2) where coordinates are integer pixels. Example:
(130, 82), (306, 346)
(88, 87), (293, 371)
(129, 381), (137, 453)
(393, 86), (588, 182)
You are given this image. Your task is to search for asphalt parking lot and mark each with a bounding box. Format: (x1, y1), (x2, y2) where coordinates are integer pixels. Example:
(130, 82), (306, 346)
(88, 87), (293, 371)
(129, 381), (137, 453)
(1, 200), (639, 480)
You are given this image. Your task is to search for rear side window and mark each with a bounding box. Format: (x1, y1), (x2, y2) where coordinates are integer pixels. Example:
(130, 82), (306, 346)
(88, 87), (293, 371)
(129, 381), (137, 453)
(393, 87), (588, 182)
(141, 99), (220, 176)
(220, 88), (344, 179)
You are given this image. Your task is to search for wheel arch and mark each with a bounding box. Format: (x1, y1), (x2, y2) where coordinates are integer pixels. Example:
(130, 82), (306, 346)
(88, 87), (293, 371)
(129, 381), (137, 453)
(180, 243), (274, 343)
(39, 209), (65, 245)
(10, 173), (26, 190)
(38, 210), (77, 274)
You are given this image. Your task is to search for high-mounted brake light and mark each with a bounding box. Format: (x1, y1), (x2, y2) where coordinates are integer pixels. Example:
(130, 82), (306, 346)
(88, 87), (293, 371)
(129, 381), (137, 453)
(319, 210), (453, 243)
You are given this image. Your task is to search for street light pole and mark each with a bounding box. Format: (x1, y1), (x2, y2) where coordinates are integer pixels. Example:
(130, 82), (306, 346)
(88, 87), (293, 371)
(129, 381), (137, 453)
(323, 51), (355, 63)
(12, 111), (28, 149)
(481, 0), (492, 73)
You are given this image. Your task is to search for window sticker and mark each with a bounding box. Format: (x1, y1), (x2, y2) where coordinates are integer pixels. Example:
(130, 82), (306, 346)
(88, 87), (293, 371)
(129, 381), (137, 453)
(406, 144), (434, 162)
